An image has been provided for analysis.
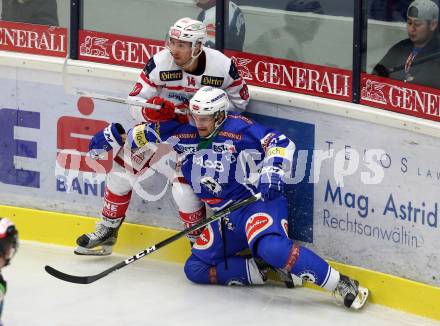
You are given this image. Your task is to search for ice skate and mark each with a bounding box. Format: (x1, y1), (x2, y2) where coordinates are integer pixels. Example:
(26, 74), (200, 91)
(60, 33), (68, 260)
(74, 219), (121, 256)
(334, 274), (369, 310)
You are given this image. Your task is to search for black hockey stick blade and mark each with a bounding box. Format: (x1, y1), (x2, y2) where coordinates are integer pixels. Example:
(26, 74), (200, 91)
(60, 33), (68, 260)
(45, 193), (261, 284)
(45, 244), (157, 284)
(45, 265), (94, 284)
(45, 259), (128, 284)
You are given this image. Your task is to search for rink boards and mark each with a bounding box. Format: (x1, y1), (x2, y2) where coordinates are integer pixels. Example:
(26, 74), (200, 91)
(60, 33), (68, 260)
(3, 203), (440, 321)
(0, 52), (439, 320)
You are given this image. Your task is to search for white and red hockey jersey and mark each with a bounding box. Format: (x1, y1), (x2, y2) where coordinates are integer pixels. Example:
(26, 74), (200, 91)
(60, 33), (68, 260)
(128, 47), (249, 123)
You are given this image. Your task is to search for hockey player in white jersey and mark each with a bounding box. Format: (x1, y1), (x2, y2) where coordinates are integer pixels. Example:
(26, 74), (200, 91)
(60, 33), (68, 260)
(75, 17), (250, 256)
(128, 17), (248, 124)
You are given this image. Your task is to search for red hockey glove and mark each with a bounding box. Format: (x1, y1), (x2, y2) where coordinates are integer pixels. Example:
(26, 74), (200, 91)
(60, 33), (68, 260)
(141, 96), (175, 122)
(175, 103), (189, 124)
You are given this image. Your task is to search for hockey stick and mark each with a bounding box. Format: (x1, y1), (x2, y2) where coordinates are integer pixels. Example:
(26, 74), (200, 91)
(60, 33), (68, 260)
(45, 193), (262, 284)
(61, 57), (160, 109)
(76, 90), (161, 109)
(76, 90), (189, 115)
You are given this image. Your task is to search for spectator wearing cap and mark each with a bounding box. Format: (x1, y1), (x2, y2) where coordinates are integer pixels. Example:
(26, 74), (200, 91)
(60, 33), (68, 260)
(246, 0), (323, 61)
(373, 0), (440, 88)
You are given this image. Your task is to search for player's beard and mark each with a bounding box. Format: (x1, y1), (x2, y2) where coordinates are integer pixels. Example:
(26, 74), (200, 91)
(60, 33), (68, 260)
(177, 57), (196, 70)
(172, 51), (198, 71)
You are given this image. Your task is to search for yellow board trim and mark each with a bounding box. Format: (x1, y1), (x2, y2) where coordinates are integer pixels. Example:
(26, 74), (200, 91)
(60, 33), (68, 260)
(1, 204), (439, 321)
(0, 205), (191, 264)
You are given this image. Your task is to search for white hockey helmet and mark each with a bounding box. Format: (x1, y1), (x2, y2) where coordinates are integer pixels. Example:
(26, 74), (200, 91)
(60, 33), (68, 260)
(190, 86), (229, 116)
(168, 17), (207, 46)
(189, 86), (229, 137)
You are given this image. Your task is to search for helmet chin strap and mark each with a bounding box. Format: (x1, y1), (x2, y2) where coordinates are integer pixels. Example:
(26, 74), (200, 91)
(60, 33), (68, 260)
(179, 57), (197, 71)
(202, 112), (227, 140)
(197, 115), (226, 150)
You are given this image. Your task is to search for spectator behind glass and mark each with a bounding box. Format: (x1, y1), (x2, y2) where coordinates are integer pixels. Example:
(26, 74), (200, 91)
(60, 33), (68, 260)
(246, 0), (323, 61)
(373, 0), (440, 88)
(1, 0), (59, 26)
(195, 0), (246, 51)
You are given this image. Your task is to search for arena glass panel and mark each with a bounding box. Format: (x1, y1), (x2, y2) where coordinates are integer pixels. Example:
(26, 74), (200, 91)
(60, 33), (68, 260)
(235, 0), (354, 70)
(223, 0), (354, 102)
(82, 0), (203, 40)
(0, 0), (63, 27)
(0, 0), (68, 57)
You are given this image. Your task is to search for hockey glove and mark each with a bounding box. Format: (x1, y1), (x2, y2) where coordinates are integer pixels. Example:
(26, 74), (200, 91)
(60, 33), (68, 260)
(258, 166), (285, 201)
(175, 103), (189, 124)
(89, 123), (125, 159)
(142, 96), (175, 122)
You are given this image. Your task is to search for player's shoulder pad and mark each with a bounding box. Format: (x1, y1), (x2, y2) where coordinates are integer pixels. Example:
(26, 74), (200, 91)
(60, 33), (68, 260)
(221, 114), (255, 138)
(227, 113), (253, 126)
(143, 57), (156, 76)
(229, 60), (241, 80)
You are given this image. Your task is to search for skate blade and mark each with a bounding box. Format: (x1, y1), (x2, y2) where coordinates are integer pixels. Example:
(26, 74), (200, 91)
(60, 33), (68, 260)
(350, 287), (369, 310)
(290, 274), (304, 288)
(74, 245), (113, 256)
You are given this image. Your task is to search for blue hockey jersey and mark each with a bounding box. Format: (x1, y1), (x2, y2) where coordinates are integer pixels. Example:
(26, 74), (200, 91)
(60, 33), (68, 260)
(127, 113), (295, 210)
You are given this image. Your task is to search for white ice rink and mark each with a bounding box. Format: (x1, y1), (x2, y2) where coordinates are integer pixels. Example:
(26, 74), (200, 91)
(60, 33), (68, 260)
(3, 241), (439, 326)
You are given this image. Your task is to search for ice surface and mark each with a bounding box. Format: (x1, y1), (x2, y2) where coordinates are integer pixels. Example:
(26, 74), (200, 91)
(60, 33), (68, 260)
(3, 241), (439, 326)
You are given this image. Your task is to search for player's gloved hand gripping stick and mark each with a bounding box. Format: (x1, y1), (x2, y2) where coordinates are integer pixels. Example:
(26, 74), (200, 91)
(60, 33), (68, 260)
(45, 193), (262, 284)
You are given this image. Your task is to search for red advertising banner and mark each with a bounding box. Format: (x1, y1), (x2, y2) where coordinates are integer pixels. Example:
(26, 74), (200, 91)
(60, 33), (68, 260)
(0, 20), (67, 57)
(61, 29), (440, 122)
(225, 50), (352, 102)
(78, 29), (352, 102)
(78, 30), (164, 68)
(360, 73), (440, 122)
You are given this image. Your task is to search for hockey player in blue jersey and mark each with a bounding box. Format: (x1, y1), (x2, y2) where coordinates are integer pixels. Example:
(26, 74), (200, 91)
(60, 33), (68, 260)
(122, 86), (369, 309)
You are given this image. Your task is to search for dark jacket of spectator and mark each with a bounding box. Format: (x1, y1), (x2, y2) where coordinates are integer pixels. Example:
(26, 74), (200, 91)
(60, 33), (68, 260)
(373, 36), (440, 89)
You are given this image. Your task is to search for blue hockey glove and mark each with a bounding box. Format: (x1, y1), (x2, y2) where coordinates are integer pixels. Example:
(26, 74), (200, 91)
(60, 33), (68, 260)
(258, 166), (285, 201)
(89, 123), (125, 159)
